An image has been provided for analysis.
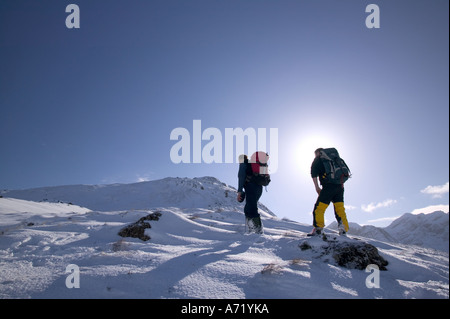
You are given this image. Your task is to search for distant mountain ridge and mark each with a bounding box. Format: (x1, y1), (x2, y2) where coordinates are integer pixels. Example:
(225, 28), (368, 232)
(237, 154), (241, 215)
(328, 211), (449, 252)
(1, 176), (275, 217)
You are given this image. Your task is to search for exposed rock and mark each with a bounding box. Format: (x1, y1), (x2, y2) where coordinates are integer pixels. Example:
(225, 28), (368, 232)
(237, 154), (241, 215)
(329, 241), (388, 270)
(299, 235), (389, 271)
(299, 241), (312, 251)
(118, 211), (161, 241)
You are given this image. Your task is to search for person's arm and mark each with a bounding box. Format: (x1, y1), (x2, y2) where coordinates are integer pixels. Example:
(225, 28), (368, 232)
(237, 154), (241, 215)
(237, 162), (247, 201)
(312, 176), (321, 195)
(311, 157), (322, 195)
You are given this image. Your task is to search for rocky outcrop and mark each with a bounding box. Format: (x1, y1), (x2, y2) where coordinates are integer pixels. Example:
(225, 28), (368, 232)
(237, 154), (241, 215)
(118, 211), (162, 241)
(299, 234), (389, 271)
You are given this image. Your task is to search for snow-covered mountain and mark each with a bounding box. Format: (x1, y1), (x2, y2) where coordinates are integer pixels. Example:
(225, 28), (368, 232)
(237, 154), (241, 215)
(385, 211), (449, 252)
(328, 211), (449, 253)
(328, 222), (397, 243)
(0, 177), (448, 299)
(1, 177), (274, 217)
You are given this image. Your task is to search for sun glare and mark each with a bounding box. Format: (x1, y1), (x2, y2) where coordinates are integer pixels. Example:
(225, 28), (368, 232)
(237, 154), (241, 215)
(294, 135), (335, 176)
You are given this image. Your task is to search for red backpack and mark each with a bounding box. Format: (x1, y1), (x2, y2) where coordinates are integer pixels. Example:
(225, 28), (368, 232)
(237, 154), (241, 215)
(247, 151), (271, 186)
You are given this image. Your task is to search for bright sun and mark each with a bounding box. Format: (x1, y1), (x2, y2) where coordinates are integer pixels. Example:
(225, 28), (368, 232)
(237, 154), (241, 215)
(294, 135), (335, 176)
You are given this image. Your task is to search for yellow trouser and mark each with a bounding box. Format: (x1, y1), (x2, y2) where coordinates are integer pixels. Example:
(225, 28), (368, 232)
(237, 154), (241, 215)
(313, 202), (328, 229)
(333, 202), (349, 232)
(313, 201), (349, 232)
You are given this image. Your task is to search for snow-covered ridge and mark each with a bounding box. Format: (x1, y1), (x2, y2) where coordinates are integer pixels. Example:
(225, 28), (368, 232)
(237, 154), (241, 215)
(1, 176), (274, 217)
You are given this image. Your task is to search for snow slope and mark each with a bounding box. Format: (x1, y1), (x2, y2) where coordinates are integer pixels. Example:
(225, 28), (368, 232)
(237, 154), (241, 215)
(0, 198), (90, 228)
(328, 211), (449, 253)
(386, 212), (449, 252)
(1, 177), (274, 217)
(0, 177), (448, 299)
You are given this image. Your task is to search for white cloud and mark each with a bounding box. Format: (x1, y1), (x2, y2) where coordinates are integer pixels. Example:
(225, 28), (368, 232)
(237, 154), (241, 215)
(420, 182), (449, 198)
(361, 199), (397, 213)
(410, 204), (449, 215)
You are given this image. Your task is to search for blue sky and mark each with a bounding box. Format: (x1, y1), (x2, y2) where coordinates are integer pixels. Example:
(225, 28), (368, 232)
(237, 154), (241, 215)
(1, 0), (448, 226)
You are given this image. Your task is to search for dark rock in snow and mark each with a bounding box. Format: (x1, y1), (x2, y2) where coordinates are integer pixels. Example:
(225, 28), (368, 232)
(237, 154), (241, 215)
(118, 211), (162, 241)
(329, 241), (388, 271)
(299, 241), (312, 251)
(299, 235), (389, 271)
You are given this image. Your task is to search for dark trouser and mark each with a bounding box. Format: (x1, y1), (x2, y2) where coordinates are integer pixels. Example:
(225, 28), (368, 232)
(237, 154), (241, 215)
(312, 183), (349, 231)
(244, 182), (263, 218)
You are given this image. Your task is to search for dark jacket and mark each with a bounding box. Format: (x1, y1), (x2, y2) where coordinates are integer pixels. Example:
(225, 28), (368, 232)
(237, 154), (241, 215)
(311, 156), (326, 185)
(238, 161), (250, 193)
(238, 157), (263, 219)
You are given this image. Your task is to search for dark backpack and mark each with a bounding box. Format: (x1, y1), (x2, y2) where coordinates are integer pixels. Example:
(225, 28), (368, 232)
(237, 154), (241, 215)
(246, 151), (271, 186)
(319, 148), (351, 184)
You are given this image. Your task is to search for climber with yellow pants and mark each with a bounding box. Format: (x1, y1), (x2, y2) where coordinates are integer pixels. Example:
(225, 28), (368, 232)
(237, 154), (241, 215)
(309, 148), (350, 236)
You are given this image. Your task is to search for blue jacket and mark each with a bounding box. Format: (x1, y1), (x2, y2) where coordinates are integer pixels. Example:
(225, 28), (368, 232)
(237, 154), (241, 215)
(237, 162), (248, 193)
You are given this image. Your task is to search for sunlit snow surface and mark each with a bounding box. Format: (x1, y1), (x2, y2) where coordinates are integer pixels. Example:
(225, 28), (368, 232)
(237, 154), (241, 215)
(0, 178), (448, 299)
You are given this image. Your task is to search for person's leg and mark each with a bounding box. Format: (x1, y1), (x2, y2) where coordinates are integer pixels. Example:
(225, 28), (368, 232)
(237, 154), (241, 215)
(332, 186), (349, 233)
(312, 201), (328, 230)
(312, 185), (332, 230)
(253, 185), (263, 233)
(246, 215), (263, 234)
(244, 183), (263, 233)
(333, 202), (349, 233)
(244, 183), (260, 218)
